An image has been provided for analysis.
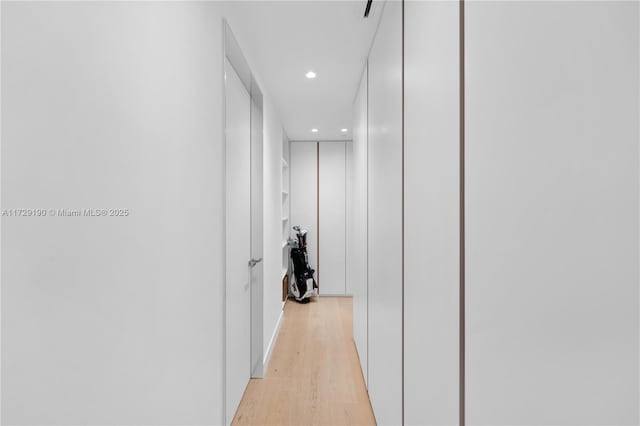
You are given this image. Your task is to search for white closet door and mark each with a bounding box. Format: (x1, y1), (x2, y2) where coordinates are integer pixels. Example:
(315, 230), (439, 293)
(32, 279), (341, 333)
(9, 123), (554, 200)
(367, 1), (403, 424)
(404, 1), (460, 424)
(350, 66), (369, 387)
(466, 2), (639, 424)
(290, 142), (318, 276)
(318, 142), (346, 295)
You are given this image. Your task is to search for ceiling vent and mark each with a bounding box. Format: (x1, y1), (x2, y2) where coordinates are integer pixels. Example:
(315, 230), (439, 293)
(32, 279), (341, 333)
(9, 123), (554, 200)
(364, 0), (373, 17)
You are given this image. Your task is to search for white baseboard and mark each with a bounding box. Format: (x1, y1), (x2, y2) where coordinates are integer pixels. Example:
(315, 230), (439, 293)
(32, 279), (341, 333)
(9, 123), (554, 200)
(263, 309), (284, 371)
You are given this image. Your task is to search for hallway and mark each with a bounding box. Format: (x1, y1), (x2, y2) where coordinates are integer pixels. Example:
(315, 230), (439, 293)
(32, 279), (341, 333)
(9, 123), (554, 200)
(1, 1), (638, 425)
(233, 298), (375, 426)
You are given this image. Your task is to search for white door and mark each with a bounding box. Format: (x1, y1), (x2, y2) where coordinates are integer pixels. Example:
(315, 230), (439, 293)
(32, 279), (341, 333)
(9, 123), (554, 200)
(250, 99), (264, 379)
(318, 142), (346, 295)
(225, 58), (251, 425)
(290, 142), (318, 278)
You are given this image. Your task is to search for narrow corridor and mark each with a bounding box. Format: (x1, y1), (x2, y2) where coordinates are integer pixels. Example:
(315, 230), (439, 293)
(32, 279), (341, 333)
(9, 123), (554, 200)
(2, 2), (637, 424)
(233, 298), (375, 426)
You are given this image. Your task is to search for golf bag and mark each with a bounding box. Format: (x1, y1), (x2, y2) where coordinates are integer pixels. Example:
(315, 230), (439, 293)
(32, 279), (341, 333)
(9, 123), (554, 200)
(288, 225), (318, 303)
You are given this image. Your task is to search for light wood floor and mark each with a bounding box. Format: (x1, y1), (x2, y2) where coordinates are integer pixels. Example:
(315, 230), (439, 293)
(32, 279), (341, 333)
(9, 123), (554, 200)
(233, 297), (376, 426)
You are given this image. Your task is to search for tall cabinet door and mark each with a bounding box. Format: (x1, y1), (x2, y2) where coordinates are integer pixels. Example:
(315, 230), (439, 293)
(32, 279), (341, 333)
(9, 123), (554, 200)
(290, 142), (318, 277)
(404, 1), (460, 424)
(367, 1), (403, 424)
(466, 2), (639, 424)
(350, 67), (369, 386)
(318, 142), (347, 295)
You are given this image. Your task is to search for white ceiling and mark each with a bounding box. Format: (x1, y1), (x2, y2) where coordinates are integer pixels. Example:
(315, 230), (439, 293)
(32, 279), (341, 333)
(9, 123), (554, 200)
(223, 1), (382, 141)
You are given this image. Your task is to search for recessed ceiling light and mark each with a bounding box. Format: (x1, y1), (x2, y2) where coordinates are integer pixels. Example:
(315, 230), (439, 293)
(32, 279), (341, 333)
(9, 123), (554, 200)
(311, 128), (319, 133)
(306, 71), (317, 79)
(341, 128), (348, 133)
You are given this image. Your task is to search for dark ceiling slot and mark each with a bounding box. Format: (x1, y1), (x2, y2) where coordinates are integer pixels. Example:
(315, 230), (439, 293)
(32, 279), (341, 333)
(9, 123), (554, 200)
(364, 0), (373, 17)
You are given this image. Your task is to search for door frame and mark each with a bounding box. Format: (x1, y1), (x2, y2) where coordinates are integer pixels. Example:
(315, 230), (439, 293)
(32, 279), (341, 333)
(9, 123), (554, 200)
(222, 19), (265, 425)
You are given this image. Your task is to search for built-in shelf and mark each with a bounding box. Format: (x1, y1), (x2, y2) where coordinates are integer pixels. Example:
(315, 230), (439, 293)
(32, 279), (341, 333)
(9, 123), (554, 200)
(282, 135), (290, 293)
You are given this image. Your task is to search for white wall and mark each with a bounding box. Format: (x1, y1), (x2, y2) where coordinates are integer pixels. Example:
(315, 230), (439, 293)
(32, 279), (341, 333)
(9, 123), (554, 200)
(318, 142), (347, 295)
(1, 2), (291, 423)
(349, 65), (369, 386)
(366, 1), (403, 424)
(466, 2), (639, 424)
(404, 1), (460, 424)
(290, 141), (349, 296)
(2, 2), (225, 424)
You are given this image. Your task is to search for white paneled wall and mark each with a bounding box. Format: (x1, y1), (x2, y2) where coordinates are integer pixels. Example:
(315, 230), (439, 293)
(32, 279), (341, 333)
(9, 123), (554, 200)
(318, 142), (347, 294)
(345, 142), (354, 294)
(290, 141), (348, 295)
(349, 65), (369, 387)
(404, 1), (460, 424)
(466, 2), (639, 424)
(366, 1), (403, 424)
(349, 2), (639, 426)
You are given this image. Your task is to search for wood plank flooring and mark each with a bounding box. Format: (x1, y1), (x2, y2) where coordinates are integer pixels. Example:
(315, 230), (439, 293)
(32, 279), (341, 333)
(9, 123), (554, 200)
(232, 297), (376, 426)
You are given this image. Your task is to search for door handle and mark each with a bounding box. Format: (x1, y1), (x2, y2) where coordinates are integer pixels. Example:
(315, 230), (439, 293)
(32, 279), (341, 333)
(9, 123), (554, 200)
(248, 258), (263, 267)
